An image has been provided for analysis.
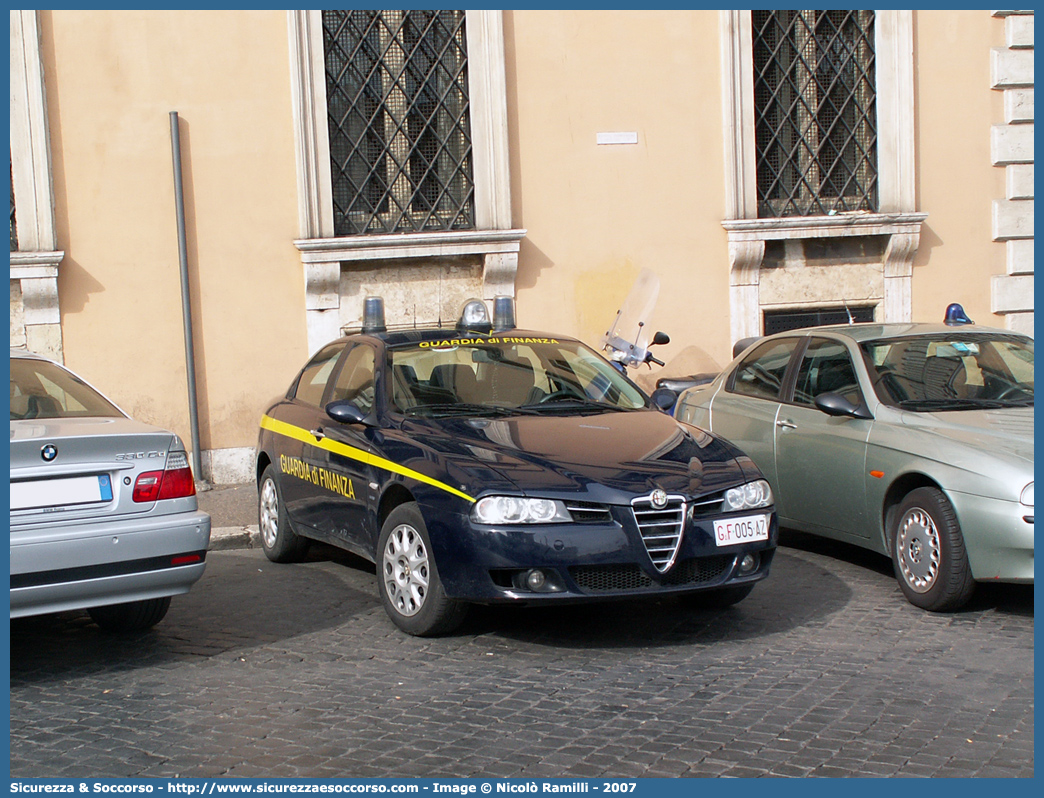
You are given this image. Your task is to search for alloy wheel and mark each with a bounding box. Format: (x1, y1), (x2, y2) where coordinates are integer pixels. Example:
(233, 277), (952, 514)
(383, 524), (430, 616)
(896, 507), (941, 593)
(259, 478), (279, 549)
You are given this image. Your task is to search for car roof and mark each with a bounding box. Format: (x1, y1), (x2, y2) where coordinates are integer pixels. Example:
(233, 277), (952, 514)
(10, 347), (51, 362)
(768, 321), (1030, 344)
(338, 327), (582, 348)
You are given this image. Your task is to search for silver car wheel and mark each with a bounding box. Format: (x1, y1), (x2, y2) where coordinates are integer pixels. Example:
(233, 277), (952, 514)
(896, 507), (941, 593)
(259, 477), (279, 550)
(383, 523), (430, 617)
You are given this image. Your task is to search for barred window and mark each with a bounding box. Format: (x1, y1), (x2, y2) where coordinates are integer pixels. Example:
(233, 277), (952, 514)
(323, 10), (475, 236)
(753, 10), (878, 218)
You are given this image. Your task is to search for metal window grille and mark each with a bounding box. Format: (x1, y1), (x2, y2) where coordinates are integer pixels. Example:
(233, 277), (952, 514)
(763, 305), (875, 335)
(323, 10), (475, 236)
(10, 158), (17, 252)
(753, 10), (878, 218)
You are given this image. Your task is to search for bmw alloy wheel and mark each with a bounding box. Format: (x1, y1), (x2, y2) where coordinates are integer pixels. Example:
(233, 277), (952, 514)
(895, 507), (941, 593)
(383, 523), (430, 616)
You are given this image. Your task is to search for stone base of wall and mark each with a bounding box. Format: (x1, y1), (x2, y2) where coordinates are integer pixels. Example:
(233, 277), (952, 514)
(200, 446), (256, 485)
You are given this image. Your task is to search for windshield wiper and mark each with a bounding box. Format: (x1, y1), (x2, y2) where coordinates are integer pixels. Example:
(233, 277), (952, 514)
(404, 403), (539, 418)
(896, 398), (1031, 411)
(519, 397), (624, 414)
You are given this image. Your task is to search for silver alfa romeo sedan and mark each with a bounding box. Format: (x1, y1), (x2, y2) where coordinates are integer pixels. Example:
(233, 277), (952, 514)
(9, 349), (211, 631)
(672, 315), (1033, 612)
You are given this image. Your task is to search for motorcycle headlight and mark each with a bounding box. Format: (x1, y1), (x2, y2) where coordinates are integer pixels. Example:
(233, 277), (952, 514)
(723, 479), (774, 512)
(471, 496), (573, 525)
(1021, 482), (1033, 508)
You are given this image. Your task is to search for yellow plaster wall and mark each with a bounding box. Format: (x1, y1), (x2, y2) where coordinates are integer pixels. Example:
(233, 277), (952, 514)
(34, 9), (1016, 461)
(507, 10), (733, 377)
(41, 10), (307, 453)
(911, 10), (1008, 326)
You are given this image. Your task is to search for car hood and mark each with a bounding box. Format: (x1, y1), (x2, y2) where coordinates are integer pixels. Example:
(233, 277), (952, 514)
(900, 406), (1034, 465)
(398, 409), (755, 503)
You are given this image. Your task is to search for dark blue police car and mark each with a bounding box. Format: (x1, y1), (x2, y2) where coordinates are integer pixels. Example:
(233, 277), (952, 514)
(255, 298), (777, 635)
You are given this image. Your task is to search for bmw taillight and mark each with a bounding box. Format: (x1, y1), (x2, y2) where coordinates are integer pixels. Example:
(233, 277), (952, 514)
(132, 451), (197, 503)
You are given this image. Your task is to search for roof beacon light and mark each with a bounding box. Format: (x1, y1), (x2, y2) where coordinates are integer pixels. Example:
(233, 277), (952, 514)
(457, 298), (492, 333)
(362, 296), (387, 334)
(944, 303), (974, 326)
(492, 295), (516, 332)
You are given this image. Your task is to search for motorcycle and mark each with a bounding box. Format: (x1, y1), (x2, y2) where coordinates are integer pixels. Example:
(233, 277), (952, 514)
(601, 269), (719, 413)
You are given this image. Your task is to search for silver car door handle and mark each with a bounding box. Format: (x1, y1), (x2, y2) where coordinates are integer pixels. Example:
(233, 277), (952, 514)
(310, 428), (326, 440)
(776, 420), (797, 430)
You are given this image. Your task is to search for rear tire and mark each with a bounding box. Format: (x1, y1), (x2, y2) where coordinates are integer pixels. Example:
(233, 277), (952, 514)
(891, 487), (975, 612)
(89, 597), (171, 632)
(377, 502), (467, 636)
(258, 465), (310, 563)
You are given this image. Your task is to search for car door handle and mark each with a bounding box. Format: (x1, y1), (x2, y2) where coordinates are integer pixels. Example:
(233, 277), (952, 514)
(776, 420), (797, 430)
(310, 428), (326, 440)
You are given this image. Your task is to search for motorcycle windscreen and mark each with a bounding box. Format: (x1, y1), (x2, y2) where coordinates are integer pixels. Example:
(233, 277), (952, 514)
(602, 268), (660, 367)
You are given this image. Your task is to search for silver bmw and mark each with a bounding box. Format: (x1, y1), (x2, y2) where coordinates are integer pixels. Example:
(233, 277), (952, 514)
(673, 317), (1033, 612)
(9, 349), (211, 631)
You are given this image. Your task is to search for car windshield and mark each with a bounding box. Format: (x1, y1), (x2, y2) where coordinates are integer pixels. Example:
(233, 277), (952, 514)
(10, 357), (124, 420)
(388, 336), (648, 417)
(861, 333), (1034, 411)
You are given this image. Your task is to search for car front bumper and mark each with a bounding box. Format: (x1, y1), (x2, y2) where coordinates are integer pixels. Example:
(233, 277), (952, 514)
(951, 491), (1034, 583)
(10, 509), (212, 618)
(424, 506), (778, 603)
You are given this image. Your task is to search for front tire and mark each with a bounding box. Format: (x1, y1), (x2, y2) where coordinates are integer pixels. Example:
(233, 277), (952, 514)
(88, 597), (171, 632)
(258, 465), (310, 563)
(377, 503), (467, 636)
(891, 487), (974, 612)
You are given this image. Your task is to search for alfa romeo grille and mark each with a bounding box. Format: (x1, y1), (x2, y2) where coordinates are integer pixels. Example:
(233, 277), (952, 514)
(688, 490), (726, 518)
(570, 556), (732, 593)
(564, 500), (612, 523)
(631, 493), (686, 572)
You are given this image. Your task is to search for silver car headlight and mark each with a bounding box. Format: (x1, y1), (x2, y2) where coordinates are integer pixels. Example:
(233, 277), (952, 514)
(723, 479), (774, 512)
(1021, 482), (1033, 508)
(472, 496), (573, 525)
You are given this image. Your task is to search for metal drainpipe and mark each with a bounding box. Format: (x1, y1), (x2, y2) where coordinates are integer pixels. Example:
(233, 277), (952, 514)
(169, 111), (205, 486)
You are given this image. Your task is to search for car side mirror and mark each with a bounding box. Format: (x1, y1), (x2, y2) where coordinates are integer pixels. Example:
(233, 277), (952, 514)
(650, 387), (678, 413)
(326, 400), (374, 426)
(814, 392), (873, 420)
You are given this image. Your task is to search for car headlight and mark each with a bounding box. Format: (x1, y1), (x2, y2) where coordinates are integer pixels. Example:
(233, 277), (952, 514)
(1021, 482), (1033, 508)
(472, 496), (573, 525)
(723, 479), (774, 512)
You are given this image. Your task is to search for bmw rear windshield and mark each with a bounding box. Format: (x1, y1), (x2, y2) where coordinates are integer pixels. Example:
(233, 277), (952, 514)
(10, 358), (124, 420)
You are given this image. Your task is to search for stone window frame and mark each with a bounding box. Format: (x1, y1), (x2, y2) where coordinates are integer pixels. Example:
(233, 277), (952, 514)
(719, 9), (926, 345)
(989, 10), (1033, 336)
(287, 10), (525, 353)
(10, 9), (64, 361)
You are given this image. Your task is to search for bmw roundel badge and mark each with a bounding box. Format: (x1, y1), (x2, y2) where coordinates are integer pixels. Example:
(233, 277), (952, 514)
(41, 444), (58, 462)
(650, 489), (668, 509)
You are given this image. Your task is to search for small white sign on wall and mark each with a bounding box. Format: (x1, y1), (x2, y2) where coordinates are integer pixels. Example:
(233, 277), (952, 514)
(596, 132), (639, 145)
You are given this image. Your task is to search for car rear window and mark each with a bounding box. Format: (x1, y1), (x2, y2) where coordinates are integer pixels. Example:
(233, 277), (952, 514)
(10, 358), (124, 420)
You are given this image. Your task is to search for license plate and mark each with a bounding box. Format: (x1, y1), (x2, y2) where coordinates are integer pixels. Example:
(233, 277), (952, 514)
(10, 474), (114, 511)
(713, 514), (770, 547)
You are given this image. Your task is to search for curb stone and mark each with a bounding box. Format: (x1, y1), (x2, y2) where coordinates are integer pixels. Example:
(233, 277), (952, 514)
(208, 525), (260, 551)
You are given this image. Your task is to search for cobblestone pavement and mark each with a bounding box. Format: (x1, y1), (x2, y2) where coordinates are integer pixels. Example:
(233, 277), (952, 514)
(10, 534), (1033, 779)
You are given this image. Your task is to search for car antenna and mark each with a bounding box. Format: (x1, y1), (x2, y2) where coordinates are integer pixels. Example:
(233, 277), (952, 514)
(842, 298), (855, 325)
